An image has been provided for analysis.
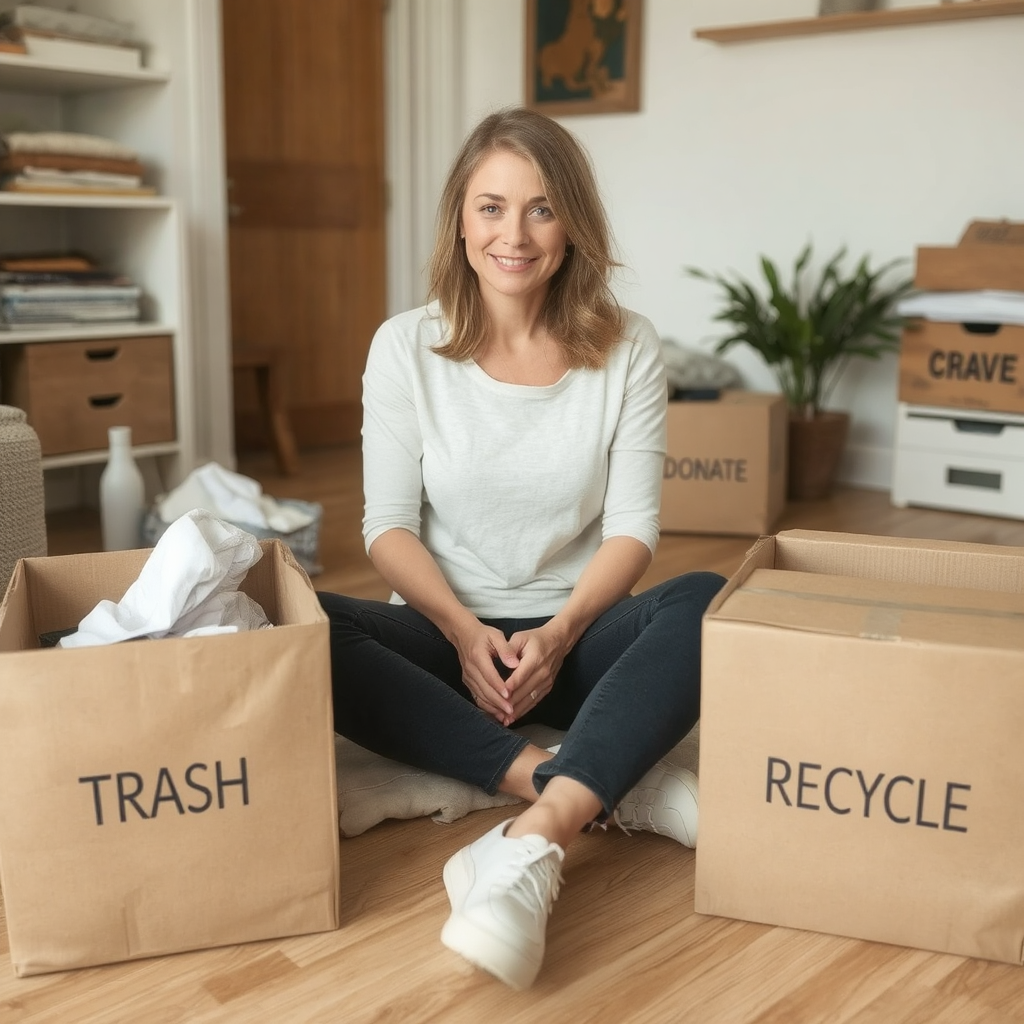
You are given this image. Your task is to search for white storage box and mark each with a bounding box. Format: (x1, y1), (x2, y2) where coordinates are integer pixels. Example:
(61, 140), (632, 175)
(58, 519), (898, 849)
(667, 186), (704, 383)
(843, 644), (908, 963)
(892, 402), (1024, 519)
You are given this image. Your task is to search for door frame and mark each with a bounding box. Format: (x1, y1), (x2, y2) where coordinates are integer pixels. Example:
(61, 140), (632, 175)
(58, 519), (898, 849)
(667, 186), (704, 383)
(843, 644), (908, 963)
(185, 0), (234, 469)
(190, 0), (462, 465)
(385, 0), (464, 318)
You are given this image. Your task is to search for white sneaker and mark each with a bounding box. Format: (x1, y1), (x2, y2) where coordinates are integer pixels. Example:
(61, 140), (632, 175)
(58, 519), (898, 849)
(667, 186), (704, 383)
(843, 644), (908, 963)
(441, 818), (565, 990)
(614, 761), (699, 848)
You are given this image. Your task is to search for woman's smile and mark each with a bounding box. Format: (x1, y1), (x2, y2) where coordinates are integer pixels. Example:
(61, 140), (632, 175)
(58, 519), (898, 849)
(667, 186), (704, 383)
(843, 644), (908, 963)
(491, 254), (538, 270)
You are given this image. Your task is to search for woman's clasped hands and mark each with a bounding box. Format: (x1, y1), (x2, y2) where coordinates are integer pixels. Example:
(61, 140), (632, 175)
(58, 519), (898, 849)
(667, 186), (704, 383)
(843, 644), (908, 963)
(451, 619), (570, 726)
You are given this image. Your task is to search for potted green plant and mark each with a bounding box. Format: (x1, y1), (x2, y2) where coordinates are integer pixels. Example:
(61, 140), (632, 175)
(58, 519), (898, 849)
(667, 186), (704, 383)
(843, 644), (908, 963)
(687, 243), (913, 500)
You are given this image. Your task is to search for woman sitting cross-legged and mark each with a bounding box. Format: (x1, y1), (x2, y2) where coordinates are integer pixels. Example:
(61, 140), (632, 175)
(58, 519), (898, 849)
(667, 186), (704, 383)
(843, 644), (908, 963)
(317, 106), (725, 990)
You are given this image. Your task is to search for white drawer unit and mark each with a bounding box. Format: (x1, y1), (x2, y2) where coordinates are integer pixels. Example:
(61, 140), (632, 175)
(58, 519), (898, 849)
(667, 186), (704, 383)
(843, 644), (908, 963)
(892, 403), (1024, 519)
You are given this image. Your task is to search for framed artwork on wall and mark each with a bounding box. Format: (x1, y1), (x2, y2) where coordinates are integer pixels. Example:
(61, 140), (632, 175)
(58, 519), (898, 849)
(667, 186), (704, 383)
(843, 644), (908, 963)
(525, 0), (643, 116)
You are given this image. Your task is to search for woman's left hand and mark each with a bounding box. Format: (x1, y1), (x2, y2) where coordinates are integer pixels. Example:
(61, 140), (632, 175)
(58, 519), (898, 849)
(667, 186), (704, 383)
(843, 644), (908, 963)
(502, 536), (652, 721)
(503, 621), (572, 721)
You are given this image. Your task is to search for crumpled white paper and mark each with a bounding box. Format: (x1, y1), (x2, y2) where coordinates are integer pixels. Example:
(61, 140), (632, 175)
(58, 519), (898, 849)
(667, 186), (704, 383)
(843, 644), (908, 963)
(155, 462), (314, 533)
(60, 509), (271, 648)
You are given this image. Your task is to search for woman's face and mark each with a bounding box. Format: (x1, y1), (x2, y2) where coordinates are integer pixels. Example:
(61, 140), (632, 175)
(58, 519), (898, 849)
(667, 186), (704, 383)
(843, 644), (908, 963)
(460, 149), (569, 309)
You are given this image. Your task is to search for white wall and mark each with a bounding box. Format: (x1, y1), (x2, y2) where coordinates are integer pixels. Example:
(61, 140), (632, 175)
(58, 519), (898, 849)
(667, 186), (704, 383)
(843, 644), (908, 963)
(454, 0), (1024, 489)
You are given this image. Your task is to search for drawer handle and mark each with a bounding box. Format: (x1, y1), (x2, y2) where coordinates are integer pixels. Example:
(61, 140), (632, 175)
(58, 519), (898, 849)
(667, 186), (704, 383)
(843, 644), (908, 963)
(953, 419), (1005, 436)
(88, 394), (124, 409)
(85, 347), (121, 361)
(960, 322), (1001, 336)
(947, 467), (1002, 492)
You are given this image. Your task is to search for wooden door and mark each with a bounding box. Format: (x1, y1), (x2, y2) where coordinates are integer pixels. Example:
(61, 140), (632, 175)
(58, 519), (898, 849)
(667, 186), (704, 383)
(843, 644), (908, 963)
(221, 0), (386, 449)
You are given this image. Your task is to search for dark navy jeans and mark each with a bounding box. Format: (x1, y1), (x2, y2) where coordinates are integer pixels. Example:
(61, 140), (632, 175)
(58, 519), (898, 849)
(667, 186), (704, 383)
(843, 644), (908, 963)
(318, 571), (725, 816)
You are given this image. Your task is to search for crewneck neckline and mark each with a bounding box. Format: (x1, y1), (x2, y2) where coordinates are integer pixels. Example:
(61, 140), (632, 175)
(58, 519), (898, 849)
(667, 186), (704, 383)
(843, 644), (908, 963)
(465, 358), (574, 396)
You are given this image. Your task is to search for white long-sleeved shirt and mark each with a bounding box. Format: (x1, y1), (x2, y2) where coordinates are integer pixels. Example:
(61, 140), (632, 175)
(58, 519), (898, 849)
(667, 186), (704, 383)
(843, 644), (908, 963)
(361, 303), (667, 618)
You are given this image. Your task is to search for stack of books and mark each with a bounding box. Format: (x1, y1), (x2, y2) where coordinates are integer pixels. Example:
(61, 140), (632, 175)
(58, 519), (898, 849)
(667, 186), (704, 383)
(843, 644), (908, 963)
(0, 253), (142, 329)
(0, 4), (143, 70)
(0, 130), (153, 196)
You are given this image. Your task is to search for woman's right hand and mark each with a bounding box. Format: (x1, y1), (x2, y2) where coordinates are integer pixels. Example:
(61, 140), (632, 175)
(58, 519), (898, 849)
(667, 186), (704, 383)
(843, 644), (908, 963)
(369, 529), (519, 723)
(448, 619), (520, 725)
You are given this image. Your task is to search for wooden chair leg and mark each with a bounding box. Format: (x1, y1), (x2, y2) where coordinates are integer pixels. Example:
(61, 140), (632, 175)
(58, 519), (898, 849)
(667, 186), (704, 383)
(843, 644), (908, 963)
(263, 362), (299, 476)
(234, 347), (300, 476)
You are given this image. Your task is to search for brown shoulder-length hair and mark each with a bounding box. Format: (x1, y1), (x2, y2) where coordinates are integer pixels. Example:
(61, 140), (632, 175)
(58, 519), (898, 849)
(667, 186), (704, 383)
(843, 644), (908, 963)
(427, 107), (623, 370)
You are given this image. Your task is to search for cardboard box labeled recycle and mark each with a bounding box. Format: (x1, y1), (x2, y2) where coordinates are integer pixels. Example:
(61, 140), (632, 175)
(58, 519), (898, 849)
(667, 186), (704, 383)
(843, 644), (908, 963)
(696, 529), (1024, 964)
(0, 540), (340, 977)
(660, 390), (787, 536)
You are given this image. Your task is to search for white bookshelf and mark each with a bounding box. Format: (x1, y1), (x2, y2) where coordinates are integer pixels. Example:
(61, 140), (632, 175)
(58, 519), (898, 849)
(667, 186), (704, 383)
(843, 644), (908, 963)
(0, 5), (203, 497)
(0, 53), (169, 92)
(0, 190), (172, 208)
(0, 321), (174, 345)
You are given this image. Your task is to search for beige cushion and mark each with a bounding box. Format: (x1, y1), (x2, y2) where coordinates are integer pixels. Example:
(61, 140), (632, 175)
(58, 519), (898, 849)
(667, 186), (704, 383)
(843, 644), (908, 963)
(0, 405), (47, 599)
(335, 722), (700, 838)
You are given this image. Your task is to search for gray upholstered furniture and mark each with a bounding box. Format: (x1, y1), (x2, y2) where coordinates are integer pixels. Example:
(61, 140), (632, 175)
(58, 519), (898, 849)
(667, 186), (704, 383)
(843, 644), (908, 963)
(0, 405), (47, 598)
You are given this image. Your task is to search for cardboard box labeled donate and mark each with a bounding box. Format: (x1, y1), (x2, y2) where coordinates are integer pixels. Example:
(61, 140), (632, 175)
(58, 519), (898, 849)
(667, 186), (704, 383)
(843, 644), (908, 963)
(696, 530), (1024, 964)
(0, 540), (340, 977)
(661, 390), (787, 535)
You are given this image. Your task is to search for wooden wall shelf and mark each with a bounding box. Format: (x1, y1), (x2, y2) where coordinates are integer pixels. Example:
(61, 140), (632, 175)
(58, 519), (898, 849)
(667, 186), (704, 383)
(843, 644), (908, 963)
(694, 0), (1024, 43)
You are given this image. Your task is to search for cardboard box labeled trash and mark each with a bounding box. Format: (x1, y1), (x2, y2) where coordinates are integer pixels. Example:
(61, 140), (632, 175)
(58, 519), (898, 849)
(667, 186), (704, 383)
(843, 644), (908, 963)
(0, 539), (340, 977)
(695, 529), (1024, 964)
(661, 390), (787, 535)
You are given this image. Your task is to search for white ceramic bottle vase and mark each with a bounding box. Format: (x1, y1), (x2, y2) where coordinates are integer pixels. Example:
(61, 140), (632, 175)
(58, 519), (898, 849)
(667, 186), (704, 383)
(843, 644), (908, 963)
(99, 425), (146, 551)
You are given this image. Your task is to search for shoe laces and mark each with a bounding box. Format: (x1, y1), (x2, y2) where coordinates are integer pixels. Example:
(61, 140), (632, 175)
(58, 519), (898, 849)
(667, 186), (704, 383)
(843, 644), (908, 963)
(496, 843), (563, 915)
(613, 788), (662, 835)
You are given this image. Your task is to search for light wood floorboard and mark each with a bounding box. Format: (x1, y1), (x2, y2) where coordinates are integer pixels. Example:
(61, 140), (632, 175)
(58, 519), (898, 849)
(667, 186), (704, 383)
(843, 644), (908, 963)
(5, 444), (1024, 1023)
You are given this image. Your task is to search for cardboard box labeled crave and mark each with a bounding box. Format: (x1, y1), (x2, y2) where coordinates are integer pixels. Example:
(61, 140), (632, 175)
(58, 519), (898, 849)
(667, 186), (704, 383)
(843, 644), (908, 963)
(0, 540), (340, 977)
(660, 390), (787, 535)
(915, 219), (1024, 293)
(898, 319), (1024, 415)
(696, 530), (1024, 964)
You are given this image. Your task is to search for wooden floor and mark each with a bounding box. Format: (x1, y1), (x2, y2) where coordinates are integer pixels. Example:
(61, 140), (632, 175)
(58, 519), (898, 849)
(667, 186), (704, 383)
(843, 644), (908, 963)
(6, 444), (1024, 1023)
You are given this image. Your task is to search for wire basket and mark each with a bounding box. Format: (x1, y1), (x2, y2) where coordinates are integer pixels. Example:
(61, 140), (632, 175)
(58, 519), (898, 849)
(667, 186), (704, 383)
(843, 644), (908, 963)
(142, 498), (324, 577)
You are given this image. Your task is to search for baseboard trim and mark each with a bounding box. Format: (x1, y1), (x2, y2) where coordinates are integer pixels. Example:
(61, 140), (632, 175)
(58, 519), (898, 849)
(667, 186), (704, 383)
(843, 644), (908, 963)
(837, 442), (892, 492)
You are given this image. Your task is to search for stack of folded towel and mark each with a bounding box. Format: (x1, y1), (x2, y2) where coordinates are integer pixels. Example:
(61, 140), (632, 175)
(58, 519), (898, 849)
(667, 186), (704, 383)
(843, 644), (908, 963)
(0, 3), (142, 65)
(0, 251), (141, 329)
(0, 131), (153, 196)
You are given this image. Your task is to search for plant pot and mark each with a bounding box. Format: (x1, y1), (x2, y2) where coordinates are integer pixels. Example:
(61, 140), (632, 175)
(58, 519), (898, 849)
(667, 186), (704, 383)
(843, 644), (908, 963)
(787, 410), (850, 501)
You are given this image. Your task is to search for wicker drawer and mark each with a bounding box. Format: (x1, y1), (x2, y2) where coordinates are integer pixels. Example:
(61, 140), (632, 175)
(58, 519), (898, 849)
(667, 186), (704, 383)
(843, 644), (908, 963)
(0, 335), (176, 456)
